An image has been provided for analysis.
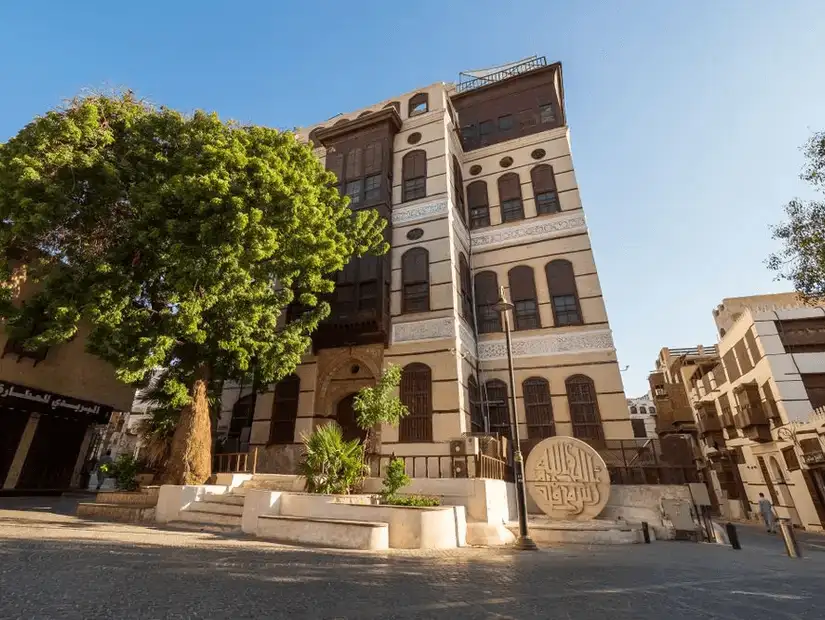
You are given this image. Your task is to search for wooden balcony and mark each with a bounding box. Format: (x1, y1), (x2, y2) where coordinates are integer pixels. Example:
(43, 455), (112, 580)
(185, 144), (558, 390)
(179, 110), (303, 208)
(720, 407), (737, 430)
(697, 413), (722, 436)
(736, 402), (772, 442)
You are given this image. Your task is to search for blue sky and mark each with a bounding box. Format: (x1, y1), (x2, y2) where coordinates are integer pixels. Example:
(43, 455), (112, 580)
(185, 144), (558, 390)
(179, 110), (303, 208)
(2, 1), (825, 397)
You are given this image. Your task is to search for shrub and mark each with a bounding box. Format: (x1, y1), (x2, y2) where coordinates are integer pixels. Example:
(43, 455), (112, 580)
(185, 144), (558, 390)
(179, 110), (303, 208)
(383, 494), (440, 507)
(112, 454), (140, 491)
(300, 422), (369, 494)
(381, 457), (410, 499)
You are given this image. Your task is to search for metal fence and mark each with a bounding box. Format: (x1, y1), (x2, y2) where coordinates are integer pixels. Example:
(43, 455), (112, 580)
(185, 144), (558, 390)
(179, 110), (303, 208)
(213, 448), (258, 474)
(372, 453), (508, 480)
(597, 438), (699, 485)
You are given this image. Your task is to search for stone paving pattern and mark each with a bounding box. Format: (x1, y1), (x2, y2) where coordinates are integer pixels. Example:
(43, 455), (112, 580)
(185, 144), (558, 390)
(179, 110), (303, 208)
(1, 496), (824, 619)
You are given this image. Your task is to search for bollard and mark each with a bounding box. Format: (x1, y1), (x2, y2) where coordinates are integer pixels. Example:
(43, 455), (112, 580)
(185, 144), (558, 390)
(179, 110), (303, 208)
(726, 522), (741, 550)
(641, 521), (651, 544)
(778, 518), (802, 558)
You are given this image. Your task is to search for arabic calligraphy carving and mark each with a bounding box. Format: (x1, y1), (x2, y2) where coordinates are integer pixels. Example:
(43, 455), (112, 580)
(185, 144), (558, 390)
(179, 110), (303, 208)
(525, 436), (610, 520)
(470, 212), (587, 250)
(477, 329), (614, 361)
(392, 317), (455, 344)
(391, 200), (449, 226)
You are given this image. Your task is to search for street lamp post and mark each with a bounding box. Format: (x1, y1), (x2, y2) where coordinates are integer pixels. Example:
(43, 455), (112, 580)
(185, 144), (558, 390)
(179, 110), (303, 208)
(493, 286), (537, 551)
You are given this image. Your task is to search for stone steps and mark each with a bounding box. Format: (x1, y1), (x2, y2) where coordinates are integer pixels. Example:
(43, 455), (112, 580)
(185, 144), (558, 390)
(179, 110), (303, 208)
(76, 502), (156, 523)
(507, 519), (643, 545)
(187, 501), (244, 516)
(95, 490), (159, 505)
(257, 514), (389, 550)
(242, 474), (303, 492)
(202, 493), (245, 506)
(176, 509), (242, 529)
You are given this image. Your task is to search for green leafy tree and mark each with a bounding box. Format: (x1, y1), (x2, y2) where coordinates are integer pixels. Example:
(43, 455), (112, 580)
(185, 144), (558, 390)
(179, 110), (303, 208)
(353, 364), (408, 456)
(381, 456), (410, 499)
(300, 422), (368, 494)
(768, 131), (825, 300)
(0, 92), (387, 484)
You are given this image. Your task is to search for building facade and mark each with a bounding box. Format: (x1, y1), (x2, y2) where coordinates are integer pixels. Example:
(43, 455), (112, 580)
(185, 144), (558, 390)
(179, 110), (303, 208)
(650, 293), (825, 530)
(627, 395), (657, 438)
(220, 57), (632, 475)
(0, 264), (135, 491)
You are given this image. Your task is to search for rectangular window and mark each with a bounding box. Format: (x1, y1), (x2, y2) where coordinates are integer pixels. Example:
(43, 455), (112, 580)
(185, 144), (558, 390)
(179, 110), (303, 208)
(403, 177), (426, 202)
(364, 174), (381, 202)
(477, 304), (501, 334)
(478, 120), (494, 144)
(345, 180), (362, 204)
(403, 283), (429, 313)
(358, 281), (377, 310)
(498, 115), (513, 131)
(535, 191), (560, 214)
(552, 294), (581, 326)
(802, 373), (825, 410)
(631, 418), (647, 438)
(461, 124), (477, 147)
(500, 198), (524, 222)
(514, 300), (540, 330)
(539, 103), (556, 124)
(470, 206), (490, 229)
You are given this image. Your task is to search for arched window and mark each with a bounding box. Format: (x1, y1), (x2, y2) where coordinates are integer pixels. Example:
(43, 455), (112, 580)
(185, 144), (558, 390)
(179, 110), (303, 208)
(408, 93), (429, 117)
(523, 378), (554, 438)
(565, 375), (603, 441)
(402, 150), (427, 202)
(639, 406), (647, 415)
(474, 271), (501, 333)
(508, 265), (540, 330)
(230, 392), (257, 439)
(401, 248), (429, 313)
(270, 375), (300, 444)
(452, 155), (465, 223)
(531, 164), (560, 214)
(468, 376), (484, 433)
(497, 173), (524, 222)
(400, 363), (432, 442)
(649, 406), (656, 414)
(545, 260), (582, 326)
(629, 405), (638, 414)
(459, 253), (473, 323)
(467, 180), (490, 229)
(485, 379), (511, 439)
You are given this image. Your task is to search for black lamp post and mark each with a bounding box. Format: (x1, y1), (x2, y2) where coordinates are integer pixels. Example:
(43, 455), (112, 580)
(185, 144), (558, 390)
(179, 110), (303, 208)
(492, 286), (537, 551)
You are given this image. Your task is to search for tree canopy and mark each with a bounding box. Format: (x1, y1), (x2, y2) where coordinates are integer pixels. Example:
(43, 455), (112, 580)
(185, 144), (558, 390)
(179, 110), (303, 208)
(0, 92), (388, 482)
(769, 131), (825, 300)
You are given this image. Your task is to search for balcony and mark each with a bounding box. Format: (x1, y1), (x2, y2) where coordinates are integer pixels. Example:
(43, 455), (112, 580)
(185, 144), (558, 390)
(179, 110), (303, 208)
(736, 402), (772, 442)
(697, 413), (722, 436)
(720, 407), (737, 431)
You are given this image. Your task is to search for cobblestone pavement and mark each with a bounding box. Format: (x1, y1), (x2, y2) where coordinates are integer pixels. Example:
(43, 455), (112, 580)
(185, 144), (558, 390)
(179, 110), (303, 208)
(1, 497), (824, 619)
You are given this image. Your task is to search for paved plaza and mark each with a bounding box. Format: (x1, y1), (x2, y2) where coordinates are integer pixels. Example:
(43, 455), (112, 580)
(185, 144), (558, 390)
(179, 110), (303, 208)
(1, 497), (824, 619)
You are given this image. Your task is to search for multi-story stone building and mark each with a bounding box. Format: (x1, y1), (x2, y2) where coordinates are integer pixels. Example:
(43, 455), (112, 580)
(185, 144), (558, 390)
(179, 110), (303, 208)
(220, 56), (632, 475)
(649, 293), (825, 530)
(627, 394), (657, 438)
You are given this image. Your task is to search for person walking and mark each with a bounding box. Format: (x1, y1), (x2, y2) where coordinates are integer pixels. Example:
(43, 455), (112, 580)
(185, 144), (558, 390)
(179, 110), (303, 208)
(95, 450), (114, 490)
(758, 492), (776, 533)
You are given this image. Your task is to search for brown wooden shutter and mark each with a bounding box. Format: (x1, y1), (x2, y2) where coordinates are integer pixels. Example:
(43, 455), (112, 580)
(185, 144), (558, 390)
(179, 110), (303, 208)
(467, 181), (488, 209)
(399, 363), (432, 441)
(497, 172), (521, 201)
(459, 253), (473, 321)
(326, 151), (344, 181)
(722, 349), (741, 382)
(270, 375), (300, 444)
(508, 265), (537, 303)
(364, 141), (383, 175)
(474, 271), (501, 333)
(402, 248), (429, 313)
(734, 339), (753, 374)
(566, 375), (603, 442)
(712, 363), (727, 388)
(468, 376), (483, 432)
(802, 373), (825, 409)
(485, 379), (511, 439)
(530, 164), (557, 193)
(523, 377), (554, 439)
(744, 328), (761, 362)
(345, 147), (362, 180)
(545, 260), (577, 296)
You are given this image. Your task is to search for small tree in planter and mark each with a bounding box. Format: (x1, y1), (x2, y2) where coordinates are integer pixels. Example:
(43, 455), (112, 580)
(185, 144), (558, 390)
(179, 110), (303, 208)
(300, 422), (369, 494)
(379, 457), (440, 506)
(353, 364), (408, 462)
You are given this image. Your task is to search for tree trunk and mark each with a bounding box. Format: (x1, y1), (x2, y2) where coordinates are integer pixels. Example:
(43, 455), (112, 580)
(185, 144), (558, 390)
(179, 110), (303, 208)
(162, 366), (212, 485)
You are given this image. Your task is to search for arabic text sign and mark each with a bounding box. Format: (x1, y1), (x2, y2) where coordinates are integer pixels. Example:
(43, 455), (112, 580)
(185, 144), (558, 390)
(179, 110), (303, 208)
(0, 380), (113, 422)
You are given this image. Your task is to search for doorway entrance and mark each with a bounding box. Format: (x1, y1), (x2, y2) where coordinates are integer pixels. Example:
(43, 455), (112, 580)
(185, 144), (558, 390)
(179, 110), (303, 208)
(17, 414), (88, 489)
(0, 407), (30, 486)
(336, 394), (366, 443)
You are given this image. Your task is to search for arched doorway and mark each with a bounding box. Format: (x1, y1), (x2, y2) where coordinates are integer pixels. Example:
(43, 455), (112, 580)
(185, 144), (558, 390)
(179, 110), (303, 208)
(336, 394), (366, 443)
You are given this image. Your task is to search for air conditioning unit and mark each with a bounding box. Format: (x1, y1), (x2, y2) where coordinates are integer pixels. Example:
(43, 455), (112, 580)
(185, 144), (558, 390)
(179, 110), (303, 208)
(450, 437), (479, 456)
(452, 459), (469, 478)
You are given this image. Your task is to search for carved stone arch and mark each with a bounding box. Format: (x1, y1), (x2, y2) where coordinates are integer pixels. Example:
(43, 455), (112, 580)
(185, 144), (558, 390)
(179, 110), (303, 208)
(315, 347), (383, 417)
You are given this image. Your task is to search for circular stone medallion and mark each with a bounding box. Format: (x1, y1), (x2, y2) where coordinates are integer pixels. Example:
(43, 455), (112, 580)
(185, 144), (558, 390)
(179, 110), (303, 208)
(524, 436), (610, 520)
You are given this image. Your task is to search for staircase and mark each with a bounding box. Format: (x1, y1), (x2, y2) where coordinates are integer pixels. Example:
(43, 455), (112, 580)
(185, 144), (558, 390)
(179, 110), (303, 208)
(170, 490), (246, 532)
(76, 488), (159, 523)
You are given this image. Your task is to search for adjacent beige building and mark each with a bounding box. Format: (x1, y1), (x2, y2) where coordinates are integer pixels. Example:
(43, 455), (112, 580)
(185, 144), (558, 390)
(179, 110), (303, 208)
(651, 293), (825, 531)
(219, 56), (632, 476)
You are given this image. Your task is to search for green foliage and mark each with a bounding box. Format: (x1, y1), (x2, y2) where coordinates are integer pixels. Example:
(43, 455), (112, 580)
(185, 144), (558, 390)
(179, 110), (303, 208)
(353, 364), (408, 430)
(0, 91), (388, 402)
(768, 131), (825, 301)
(383, 494), (440, 507)
(111, 454), (140, 491)
(381, 457), (411, 498)
(300, 422), (369, 495)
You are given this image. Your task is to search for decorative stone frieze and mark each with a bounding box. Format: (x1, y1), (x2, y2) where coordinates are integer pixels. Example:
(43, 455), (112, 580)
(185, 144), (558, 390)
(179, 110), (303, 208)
(478, 329), (614, 361)
(392, 317), (455, 344)
(470, 212), (586, 251)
